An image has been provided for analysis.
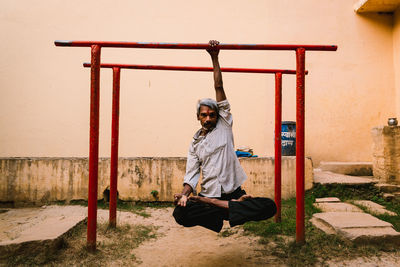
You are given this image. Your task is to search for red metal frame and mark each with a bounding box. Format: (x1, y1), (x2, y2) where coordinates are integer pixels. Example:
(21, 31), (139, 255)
(56, 40), (337, 51)
(296, 48), (306, 244)
(87, 45), (101, 251)
(82, 62), (304, 74)
(84, 62), (303, 228)
(109, 67), (121, 228)
(55, 40), (337, 249)
(274, 72), (282, 223)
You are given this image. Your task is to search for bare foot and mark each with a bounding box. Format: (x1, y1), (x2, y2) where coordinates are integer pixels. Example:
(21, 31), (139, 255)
(232, 195), (252, 202)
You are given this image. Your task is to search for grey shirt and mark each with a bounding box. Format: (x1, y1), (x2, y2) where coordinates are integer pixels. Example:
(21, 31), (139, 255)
(183, 99), (247, 197)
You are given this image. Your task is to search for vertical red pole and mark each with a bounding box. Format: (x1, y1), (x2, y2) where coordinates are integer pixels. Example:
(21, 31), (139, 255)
(274, 72), (282, 223)
(296, 48), (306, 244)
(109, 67), (121, 228)
(87, 44), (101, 251)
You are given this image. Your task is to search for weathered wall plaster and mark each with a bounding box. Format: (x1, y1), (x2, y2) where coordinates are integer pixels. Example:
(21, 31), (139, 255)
(0, 157), (313, 204)
(372, 126), (400, 183)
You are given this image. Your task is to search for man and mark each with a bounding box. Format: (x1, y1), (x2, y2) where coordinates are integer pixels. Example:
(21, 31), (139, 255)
(173, 40), (276, 233)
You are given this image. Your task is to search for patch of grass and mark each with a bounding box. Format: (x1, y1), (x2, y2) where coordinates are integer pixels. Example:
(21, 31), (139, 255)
(3, 220), (158, 266)
(219, 228), (236, 237)
(55, 222), (156, 266)
(69, 199), (152, 216)
(243, 190), (400, 267)
(244, 194), (318, 239)
(135, 201), (175, 209)
(98, 200), (151, 218)
(97, 223), (157, 255)
(311, 183), (381, 201)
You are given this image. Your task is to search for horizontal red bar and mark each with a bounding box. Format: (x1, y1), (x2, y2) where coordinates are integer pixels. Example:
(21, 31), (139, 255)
(56, 40), (337, 51)
(82, 63), (308, 75)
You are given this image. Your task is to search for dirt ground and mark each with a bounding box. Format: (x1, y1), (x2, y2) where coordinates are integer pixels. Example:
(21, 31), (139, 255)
(2, 206), (400, 266)
(125, 208), (282, 267)
(124, 208), (400, 267)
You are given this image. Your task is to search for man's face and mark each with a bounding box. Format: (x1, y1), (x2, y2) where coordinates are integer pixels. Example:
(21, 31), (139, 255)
(198, 105), (217, 131)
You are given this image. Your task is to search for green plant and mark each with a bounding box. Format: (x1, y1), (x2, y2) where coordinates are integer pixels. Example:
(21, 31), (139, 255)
(219, 228), (236, 237)
(150, 190), (159, 200)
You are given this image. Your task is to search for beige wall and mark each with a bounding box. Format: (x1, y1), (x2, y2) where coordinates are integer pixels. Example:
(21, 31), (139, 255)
(394, 7), (400, 118)
(0, 157), (313, 203)
(0, 1), (397, 164)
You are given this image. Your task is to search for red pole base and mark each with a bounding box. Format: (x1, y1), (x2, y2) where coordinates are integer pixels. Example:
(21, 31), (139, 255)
(87, 44), (101, 251)
(274, 72), (282, 223)
(295, 48), (306, 244)
(109, 67), (121, 228)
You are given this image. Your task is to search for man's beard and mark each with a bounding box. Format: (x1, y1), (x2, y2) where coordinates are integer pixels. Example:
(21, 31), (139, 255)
(202, 125), (215, 132)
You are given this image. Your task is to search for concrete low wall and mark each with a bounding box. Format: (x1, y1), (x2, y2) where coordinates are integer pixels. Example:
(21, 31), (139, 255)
(372, 126), (400, 184)
(0, 157), (313, 204)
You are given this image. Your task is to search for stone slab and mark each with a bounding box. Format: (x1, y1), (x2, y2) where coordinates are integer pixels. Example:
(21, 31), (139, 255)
(0, 205), (87, 246)
(311, 212), (400, 244)
(315, 212), (392, 228)
(383, 193), (395, 201)
(375, 183), (400, 193)
(315, 197), (341, 203)
(319, 161), (373, 176)
(353, 200), (397, 216)
(314, 202), (363, 213)
(339, 227), (400, 245)
(0, 205), (87, 261)
(314, 169), (375, 185)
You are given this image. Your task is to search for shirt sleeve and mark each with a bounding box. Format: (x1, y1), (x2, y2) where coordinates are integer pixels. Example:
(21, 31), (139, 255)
(217, 99), (233, 126)
(183, 145), (201, 194)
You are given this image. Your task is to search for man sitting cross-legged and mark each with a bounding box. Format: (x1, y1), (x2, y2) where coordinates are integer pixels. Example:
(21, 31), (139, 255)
(172, 40), (276, 233)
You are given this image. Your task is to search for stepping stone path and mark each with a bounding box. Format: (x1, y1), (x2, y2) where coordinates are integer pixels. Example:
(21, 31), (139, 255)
(314, 169), (376, 185)
(314, 202), (363, 213)
(311, 197), (400, 245)
(319, 161), (373, 176)
(315, 197), (340, 203)
(311, 211), (400, 244)
(312, 163), (400, 245)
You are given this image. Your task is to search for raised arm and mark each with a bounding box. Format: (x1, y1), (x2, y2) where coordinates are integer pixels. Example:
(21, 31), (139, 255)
(207, 40), (226, 102)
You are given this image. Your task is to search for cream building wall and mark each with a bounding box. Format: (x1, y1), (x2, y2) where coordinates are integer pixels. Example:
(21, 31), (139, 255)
(0, 0), (397, 165)
(394, 7), (400, 118)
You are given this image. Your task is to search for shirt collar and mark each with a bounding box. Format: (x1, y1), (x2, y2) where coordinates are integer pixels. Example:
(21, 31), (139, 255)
(192, 129), (204, 145)
(192, 126), (217, 145)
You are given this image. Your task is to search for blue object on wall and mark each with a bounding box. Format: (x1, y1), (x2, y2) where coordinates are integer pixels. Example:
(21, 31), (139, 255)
(281, 121), (296, 156)
(235, 151), (258, 158)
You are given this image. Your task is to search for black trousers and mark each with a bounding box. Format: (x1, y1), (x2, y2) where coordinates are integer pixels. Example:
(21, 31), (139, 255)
(172, 187), (277, 233)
